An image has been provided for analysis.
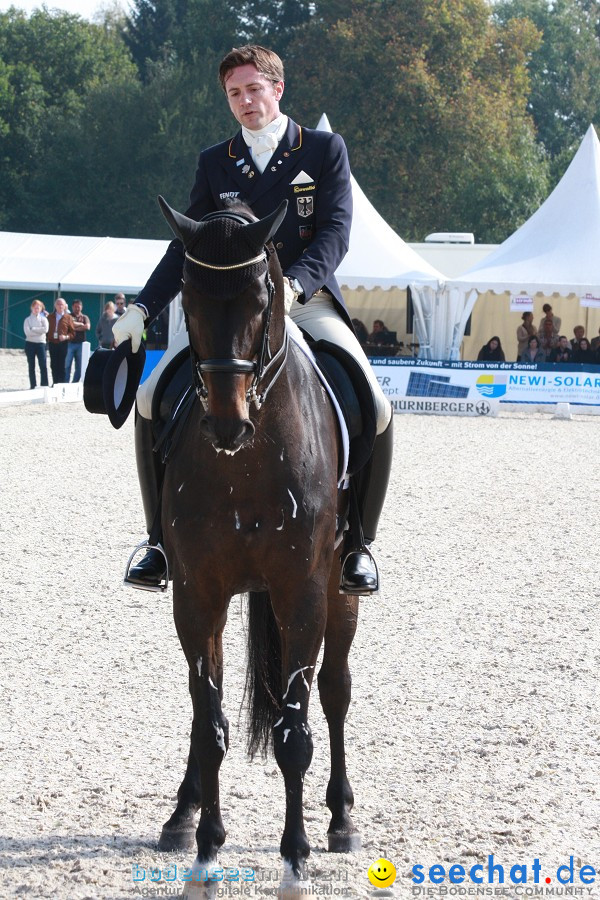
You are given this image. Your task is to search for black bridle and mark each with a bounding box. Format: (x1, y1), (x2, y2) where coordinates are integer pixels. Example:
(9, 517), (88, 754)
(182, 211), (289, 411)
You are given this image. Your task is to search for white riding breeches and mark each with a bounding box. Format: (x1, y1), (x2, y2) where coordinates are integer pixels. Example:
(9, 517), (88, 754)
(136, 291), (392, 433)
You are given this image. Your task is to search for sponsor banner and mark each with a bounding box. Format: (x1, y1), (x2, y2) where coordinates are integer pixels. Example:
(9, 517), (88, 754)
(370, 357), (600, 412)
(510, 294), (534, 312)
(580, 292), (600, 308)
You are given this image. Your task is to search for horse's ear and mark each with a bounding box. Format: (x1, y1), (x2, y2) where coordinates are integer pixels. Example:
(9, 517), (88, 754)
(158, 195), (200, 247)
(242, 200), (288, 250)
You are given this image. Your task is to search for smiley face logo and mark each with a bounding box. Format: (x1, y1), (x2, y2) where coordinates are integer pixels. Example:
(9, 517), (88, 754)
(367, 857), (396, 888)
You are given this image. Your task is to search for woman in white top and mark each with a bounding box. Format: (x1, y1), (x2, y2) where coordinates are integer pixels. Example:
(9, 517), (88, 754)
(23, 299), (49, 388)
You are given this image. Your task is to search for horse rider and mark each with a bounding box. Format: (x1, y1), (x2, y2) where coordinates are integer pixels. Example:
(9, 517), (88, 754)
(113, 44), (394, 595)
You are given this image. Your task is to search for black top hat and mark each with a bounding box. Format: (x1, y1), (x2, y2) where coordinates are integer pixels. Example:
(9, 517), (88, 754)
(84, 339), (146, 429)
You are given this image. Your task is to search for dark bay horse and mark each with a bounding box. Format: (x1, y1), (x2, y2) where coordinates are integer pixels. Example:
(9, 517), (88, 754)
(155, 196), (361, 886)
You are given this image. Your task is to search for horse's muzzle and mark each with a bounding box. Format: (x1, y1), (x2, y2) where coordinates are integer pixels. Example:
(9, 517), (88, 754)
(200, 414), (255, 453)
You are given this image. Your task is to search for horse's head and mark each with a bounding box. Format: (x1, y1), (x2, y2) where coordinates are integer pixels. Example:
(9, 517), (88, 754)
(159, 196), (287, 454)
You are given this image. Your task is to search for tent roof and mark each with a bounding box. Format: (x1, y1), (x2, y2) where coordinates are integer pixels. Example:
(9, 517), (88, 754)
(316, 114), (444, 290)
(0, 232), (169, 292)
(451, 124), (600, 295)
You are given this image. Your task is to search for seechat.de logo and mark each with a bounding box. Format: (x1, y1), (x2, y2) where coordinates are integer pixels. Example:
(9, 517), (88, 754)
(476, 373), (507, 399)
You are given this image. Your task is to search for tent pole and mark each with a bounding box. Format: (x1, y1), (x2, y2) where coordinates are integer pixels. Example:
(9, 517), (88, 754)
(2, 289), (7, 349)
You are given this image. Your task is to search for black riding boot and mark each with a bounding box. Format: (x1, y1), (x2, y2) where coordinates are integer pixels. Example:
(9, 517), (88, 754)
(340, 413), (394, 595)
(124, 412), (169, 591)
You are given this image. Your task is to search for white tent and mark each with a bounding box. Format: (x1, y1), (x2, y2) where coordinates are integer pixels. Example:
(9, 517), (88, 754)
(443, 124), (600, 358)
(316, 114), (446, 352)
(316, 114), (443, 291)
(0, 232), (169, 293)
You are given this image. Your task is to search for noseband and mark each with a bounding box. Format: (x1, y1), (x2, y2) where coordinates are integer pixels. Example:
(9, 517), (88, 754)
(183, 210), (288, 411)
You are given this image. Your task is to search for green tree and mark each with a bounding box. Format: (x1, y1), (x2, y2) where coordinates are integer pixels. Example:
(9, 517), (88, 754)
(284, 0), (549, 242)
(0, 7), (137, 231)
(494, 0), (600, 163)
(21, 60), (229, 238)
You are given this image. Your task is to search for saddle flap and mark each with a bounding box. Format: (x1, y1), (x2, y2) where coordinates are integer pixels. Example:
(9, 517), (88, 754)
(311, 339), (377, 476)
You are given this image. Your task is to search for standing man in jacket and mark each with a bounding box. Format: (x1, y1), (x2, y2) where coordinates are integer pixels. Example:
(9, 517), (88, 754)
(47, 297), (75, 385)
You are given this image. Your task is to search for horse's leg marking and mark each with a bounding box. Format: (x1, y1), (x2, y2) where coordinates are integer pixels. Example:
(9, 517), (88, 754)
(213, 723), (226, 753)
(287, 489), (298, 518)
(282, 665), (313, 700)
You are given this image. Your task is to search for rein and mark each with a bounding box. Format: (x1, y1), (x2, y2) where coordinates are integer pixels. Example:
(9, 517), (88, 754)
(183, 221), (288, 411)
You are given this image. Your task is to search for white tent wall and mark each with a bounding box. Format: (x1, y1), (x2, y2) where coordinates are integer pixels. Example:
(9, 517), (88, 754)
(341, 286), (410, 346)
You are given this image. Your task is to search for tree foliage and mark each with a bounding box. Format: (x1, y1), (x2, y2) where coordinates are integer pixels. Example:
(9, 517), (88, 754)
(494, 0), (600, 165)
(2, 0), (597, 243)
(285, 0), (549, 241)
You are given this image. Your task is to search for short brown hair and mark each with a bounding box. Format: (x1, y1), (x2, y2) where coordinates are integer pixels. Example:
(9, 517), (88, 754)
(219, 45), (284, 91)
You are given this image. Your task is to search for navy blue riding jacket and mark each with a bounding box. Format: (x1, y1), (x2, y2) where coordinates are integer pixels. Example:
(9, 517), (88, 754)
(135, 118), (353, 327)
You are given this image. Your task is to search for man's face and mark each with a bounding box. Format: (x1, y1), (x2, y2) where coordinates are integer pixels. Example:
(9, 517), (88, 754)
(560, 338), (569, 349)
(55, 299), (67, 314)
(72, 302), (82, 315)
(224, 64), (283, 131)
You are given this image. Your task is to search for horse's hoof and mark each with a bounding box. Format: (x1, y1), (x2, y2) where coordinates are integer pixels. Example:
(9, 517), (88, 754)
(158, 826), (197, 852)
(327, 831), (361, 852)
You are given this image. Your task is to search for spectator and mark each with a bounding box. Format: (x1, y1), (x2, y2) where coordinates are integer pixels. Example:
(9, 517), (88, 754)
(367, 319), (398, 357)
(549, 336), (572, 363)
(352, 318), (369, 348)
(538, 317), (559, 360)
(368, 319), (392, 344)
(516, 311), (537, 360)
(572, 337), (594, 364)
(23, 299), (49, 388)
(477, 336), (505, 362)
(65, 299), (91, 383)
(95, 301), (118, 349)
(519, 335), (545, 363)
(114, 293), (127, 317)
(47, 297), (75, 385)
(590, 327), (600, 352)
(538, 302), (561, 335)
(571, 325), (586, 350)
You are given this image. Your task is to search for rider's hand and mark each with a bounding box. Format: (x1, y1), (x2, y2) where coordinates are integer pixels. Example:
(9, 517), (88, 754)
(112, 304), (146, 353)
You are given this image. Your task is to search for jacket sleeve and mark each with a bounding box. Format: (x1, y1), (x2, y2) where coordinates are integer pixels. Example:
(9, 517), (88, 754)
(135, 153), (216, 321)
(284, 132), (352, 302)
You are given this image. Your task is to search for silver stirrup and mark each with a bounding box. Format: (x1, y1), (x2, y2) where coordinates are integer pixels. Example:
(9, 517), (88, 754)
(123, 541), (170, 593)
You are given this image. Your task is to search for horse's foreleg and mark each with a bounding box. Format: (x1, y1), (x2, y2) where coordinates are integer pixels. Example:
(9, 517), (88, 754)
(318, 588), (361, 852)
(272, 597), (327, 878)
(159, 671), (203, 852)
(186, 633), (228, 866)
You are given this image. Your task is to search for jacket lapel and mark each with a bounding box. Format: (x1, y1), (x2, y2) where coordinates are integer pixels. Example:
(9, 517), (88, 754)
(246, 119), (306, 204)
(222, 131), (254, 194)
(220, 119), (307, 204)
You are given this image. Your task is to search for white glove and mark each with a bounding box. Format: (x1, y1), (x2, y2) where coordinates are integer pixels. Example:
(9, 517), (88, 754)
(112, 304), (146, 353)
(283, 278), (295, 315)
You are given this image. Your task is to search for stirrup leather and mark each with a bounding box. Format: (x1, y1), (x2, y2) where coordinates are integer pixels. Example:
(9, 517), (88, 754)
(123, 540), (170, 593)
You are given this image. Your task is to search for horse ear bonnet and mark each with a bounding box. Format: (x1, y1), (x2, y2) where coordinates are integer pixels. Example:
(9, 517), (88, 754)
(158, 197), (287, 297)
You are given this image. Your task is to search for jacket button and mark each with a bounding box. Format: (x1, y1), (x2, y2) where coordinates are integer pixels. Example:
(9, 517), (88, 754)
(276, 242), (283, 249)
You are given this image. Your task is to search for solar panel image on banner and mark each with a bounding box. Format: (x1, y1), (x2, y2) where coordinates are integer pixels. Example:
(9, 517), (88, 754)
(407, 372), (470, 399)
